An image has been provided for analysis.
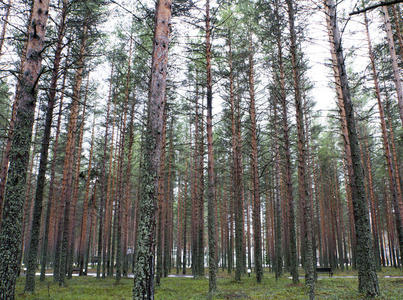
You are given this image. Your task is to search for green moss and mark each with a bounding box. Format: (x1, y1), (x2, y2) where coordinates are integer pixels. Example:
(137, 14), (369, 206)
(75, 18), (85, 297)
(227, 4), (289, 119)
(14, 269), (402, 300)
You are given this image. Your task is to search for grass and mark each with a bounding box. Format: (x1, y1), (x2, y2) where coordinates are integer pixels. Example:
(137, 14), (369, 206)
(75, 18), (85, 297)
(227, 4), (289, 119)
(15, 268), (403, 299)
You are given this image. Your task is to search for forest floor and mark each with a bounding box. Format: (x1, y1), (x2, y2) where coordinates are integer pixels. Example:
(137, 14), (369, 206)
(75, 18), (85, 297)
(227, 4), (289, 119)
(15, 267), (403, 299)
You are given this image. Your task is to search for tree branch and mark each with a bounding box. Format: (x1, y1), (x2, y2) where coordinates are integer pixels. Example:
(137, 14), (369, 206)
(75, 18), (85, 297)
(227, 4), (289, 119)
(350, 0), (403, 16)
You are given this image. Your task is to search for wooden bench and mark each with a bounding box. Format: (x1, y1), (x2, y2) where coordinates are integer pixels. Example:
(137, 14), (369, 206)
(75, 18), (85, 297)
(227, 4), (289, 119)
(316, 267), (333, 277)
(71, 268), (87, 275)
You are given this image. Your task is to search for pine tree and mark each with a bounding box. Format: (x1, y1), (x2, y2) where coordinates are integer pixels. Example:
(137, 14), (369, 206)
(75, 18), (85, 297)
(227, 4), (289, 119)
(0, 1), (50, 298)
(132, 1), (172, 298)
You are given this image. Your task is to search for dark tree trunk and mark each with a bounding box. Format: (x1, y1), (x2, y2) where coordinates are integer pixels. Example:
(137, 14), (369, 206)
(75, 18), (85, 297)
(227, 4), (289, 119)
(274, 0), (299, 282)
(0, 1), (50, 298)
(324, 0), (379, 296)
(24, 0), (68, 290)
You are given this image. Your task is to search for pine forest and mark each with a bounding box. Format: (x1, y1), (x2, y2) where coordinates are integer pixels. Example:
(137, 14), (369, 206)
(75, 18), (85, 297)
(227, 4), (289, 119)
(0, 0), (402, 299)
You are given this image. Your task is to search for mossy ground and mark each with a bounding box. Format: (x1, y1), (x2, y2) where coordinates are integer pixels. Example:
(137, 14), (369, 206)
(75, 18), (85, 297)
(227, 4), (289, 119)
(15, 268), (402, 299)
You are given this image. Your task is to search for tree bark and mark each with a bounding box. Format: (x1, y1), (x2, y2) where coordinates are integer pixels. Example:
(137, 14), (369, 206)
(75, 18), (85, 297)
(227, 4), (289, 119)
(382, 6), (403, 126)
(0, 0), (12, 58)
(132, 1), (171, 298)
(0, 1), (50, 298)
(58, 23), (88, 286)
(78, 116), (96, 275)
(24, 0), (68, 291)
(97, 57), (114, 278)
(274, 0), (299, 282)
(324, 0), (379, 296)
(286, 0), (314, 297)
(248, 36), (263, 283)
(206, 0), (217, 293)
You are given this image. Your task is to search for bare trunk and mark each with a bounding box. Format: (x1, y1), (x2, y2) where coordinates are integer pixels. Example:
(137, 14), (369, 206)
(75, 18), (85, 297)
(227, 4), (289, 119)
(248, 36), (263, 283)
(286, 1), (314, 297)
(382, 6), (403, 126)
(0, 0), (12, 57)
(132, 1), (171, 298)
(0, 1), (50, 298)
(324, 0), (379, 296)
(58, 24), (88, 286)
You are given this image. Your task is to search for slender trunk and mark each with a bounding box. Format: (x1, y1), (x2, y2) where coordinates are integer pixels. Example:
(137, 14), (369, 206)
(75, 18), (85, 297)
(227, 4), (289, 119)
(273, 94), (282, 279)
(228, 33), (244, 282)
(248, 36), (263, 283)
(382, 6), (403, 126)
(191, 92), (199, 277)
(24, 1), (68, 290)
(0, 0), (12, 57)
(163, 118), (174, 278)
(176, 178), (182, 274)
(78, 116), (96, 275)
(156, 107), (167, 286)
(286, 0), (314, 297)
(67, 74), (89, 279)
(123, 96), (136, 277)
(58, 24), (88, 286)
(132, 1), (171, 298)
(40, 34), (70, 286)
(324, 0), (379, 296)
(182, 161), (189, 274)
(364, 10), (403, 265)
(275, 0), (298, 282)
(206, 0), (217, 292)
(97, 58), (114, 278)
(391, 5), (403, 60)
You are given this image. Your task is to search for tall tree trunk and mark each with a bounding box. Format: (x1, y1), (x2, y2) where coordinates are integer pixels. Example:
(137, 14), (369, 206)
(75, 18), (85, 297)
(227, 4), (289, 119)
(24, 0), (68, 291)
(391, 5), (403, 60)
(123, 96), (136, 277)
(364, 12), (403, 266)
(97, 57), (114, 278)
(286, 0), (314, 297)
(176, 178), (182, 274)
(156, 107), (167, 286)
(274, 0), (299, 282)
(0, 0), (12, 57)
(364, 9), (403, 266)
(0, 0), (33, 229)
(58, 23), (88, 286)
(248, 36), (263, 283)
(191, 87), (199, 277)
(163, 117), (174, 278)
(48, 52), (70, 283)
(182, 160), (189, 275)
(40, 32), (70, 286)
(132, 1), (171, 298)
(206, 0), (217, 293)
(273, 93), (283, 279)
(78, 116), (96, 275)
(227, 32), (244, 282)
(324, 0), (379, 296)
(67, 87), (88, 278)
(382, 6), (403, 126)
(0, 1), (50, 298)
